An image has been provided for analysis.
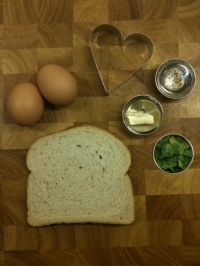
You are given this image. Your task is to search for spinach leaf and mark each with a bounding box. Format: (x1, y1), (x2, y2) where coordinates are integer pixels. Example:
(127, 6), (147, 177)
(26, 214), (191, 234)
(154, 135), (193, 173)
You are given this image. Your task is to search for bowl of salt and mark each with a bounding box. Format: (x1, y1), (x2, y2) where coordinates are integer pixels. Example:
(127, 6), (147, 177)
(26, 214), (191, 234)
(155, 58), (196, 99)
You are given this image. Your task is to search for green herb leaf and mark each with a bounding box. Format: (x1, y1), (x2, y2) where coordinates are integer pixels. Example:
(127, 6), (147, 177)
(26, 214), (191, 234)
(178, 154), (185, 162)
(157, 136), (170, 150)
(154, 135), (193, 173)
(166, 143), (180, 157)
(183, 148), (193, 157)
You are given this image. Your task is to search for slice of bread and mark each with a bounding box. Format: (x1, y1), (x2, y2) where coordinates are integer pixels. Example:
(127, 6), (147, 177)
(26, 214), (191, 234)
(26, 125), (134, 226)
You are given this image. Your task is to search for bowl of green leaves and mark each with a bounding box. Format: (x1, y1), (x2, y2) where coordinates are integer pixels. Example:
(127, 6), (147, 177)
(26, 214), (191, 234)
(153, 134), (194, 174)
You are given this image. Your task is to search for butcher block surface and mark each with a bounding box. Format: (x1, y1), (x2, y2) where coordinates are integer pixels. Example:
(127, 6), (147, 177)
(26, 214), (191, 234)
(1, 0), (200, 265)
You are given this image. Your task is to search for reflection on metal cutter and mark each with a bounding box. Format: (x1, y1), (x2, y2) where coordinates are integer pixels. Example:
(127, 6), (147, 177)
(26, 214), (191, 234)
(89, 24), (154, 94)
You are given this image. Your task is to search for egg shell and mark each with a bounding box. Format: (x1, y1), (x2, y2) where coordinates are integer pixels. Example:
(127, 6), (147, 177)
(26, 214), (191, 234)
(37, 64), (78, 106)
(6, 83), (44, 126)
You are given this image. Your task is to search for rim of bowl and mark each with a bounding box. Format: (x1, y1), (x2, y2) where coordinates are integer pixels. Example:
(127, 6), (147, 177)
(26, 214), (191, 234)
(153, 133), (194, 174)
(122, 95), (163, 136)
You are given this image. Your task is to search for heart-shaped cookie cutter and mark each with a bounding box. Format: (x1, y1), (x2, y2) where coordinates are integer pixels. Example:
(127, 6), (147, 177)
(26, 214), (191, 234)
(89, 24), (154, 94)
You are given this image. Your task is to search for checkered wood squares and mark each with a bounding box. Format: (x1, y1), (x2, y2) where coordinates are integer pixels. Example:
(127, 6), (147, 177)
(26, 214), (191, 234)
(1, 0), (200, 265)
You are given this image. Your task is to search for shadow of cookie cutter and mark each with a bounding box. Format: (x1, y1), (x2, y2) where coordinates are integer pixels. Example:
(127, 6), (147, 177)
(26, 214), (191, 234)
(89, 24), (154, 94)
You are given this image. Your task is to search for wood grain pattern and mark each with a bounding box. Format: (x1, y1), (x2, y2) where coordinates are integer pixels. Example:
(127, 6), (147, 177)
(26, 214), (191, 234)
(1, 0), (200, 265)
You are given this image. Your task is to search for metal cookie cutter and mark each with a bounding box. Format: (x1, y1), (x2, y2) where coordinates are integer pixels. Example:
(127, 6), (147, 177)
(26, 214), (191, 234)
(89, 24), (154, 94)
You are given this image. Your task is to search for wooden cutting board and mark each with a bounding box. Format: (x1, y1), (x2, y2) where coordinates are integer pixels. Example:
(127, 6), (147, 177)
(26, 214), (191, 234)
(1, 0), (200, 265)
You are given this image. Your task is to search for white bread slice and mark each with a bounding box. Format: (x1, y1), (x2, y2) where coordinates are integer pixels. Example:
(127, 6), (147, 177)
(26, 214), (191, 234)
(26, 125), (134, 226)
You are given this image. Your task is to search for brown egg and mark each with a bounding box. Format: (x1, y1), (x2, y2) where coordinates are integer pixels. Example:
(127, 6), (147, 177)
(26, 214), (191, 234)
(6, 83), (44, 126)
(37, 64), (78, 106)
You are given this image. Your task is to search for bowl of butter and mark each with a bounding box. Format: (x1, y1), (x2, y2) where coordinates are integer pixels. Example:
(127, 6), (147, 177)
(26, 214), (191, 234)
(122, 95), (163, 135)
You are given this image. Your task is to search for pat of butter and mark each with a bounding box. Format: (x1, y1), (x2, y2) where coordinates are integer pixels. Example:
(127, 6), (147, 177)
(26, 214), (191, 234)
(126, 112), (154, 125)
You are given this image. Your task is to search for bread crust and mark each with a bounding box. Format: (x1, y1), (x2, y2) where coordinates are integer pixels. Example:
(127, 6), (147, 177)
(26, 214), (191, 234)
(26, 124), (131, 167)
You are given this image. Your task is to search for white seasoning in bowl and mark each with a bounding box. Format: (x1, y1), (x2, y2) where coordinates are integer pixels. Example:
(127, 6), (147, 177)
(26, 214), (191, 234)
(163, 67), (184, 91)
